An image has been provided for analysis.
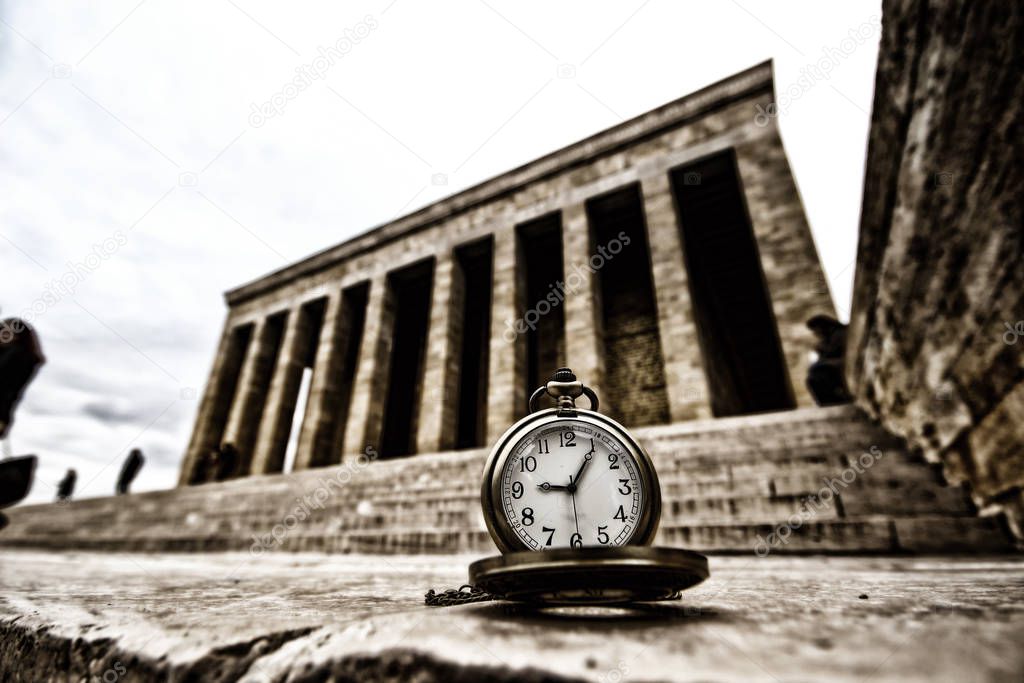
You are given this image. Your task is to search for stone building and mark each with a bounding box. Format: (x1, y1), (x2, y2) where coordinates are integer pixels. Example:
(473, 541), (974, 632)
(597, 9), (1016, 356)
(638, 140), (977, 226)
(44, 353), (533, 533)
(179, 61), (835, 485)
(4, 61), (1010, 556)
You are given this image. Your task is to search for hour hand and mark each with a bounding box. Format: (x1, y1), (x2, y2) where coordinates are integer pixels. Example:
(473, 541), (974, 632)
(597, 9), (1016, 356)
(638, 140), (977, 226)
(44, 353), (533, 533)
(538, 482), (570, 492)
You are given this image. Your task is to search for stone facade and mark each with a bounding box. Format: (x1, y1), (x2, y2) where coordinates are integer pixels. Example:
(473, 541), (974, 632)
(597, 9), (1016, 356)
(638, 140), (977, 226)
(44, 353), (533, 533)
(847, 0), (1024, 538)
(179, 61), (836, 486)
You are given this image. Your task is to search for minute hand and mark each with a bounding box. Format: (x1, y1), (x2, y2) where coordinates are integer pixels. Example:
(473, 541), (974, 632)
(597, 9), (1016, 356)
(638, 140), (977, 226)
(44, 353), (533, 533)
(570, 448), (595, 489)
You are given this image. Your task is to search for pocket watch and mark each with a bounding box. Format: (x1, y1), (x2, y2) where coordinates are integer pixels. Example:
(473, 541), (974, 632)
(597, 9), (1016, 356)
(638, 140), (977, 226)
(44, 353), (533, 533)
(426, 368), (707, 606)
(481, 368), (661, 553)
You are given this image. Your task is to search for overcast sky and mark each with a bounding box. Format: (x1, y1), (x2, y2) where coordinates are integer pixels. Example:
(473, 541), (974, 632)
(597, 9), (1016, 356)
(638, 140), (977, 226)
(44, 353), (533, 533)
(1, 0), (881, 504)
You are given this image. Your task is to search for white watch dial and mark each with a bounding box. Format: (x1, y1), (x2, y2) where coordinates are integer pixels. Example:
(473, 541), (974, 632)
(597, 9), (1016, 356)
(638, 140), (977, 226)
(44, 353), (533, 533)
(499, 420), (644, 550)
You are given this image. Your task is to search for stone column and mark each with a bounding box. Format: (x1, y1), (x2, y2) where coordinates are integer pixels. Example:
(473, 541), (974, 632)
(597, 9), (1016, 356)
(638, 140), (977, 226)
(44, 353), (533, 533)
(293, 292), (350, 470)
(222, 317), (279, 476)
(178, 318), (247, 485)
(250, 306), (313, 474)
(560, 202), (605, 408)
(640, 173), (713, 421)
(342, 274), (395, 459)
(416, 252), (463, 454)
(734, 132), (836, 408)
(486, 228), (526, 443)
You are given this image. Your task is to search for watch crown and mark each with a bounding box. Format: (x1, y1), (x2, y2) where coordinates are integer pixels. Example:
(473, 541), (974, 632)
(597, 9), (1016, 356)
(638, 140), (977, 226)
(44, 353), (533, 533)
(552, 367), (576, 383)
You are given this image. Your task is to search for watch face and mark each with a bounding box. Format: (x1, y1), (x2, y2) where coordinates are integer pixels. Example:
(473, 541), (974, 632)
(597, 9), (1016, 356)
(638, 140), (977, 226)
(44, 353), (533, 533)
(498, 418), (645, 550)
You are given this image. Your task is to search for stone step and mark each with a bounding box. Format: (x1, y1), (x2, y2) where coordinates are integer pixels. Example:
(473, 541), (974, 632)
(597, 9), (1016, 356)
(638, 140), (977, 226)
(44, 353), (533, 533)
(635, 405), (894, 444)
(663, 515), (1017, 554)
(167, 407), (901, 495)
(12, 481), (974, 545)
(274, 454), (902, 502)
(651, 440), (905, 469)
(334, 475), (967, 520)
(7, 473), (969, 531)
(45, 460), (958, 526)
(108, 515), (1012, 556)
(1, 512), (1014, 556)
(186, 439), (903, 497)
(197, 445), (933, 504)
(1, 406), (1016, 555)
(71, 456), (936, 524)
(643, 427), (900, 452)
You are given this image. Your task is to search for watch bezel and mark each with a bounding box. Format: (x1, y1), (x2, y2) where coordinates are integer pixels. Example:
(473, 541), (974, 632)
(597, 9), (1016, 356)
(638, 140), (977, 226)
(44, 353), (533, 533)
(480, 407), (661, 553)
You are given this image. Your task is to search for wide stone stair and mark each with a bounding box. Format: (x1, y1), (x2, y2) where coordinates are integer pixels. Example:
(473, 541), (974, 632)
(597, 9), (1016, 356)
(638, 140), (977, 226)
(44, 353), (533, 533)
(0, 405), (1017, 554)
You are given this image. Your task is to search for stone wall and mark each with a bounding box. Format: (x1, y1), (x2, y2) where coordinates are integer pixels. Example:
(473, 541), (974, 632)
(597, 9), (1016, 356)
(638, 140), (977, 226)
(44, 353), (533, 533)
(589, 186), (669, 427)
(847, 0), (1024, 536)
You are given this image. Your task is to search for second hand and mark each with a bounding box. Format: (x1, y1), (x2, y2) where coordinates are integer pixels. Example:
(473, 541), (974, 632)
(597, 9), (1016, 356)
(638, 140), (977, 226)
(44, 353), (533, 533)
(570, 475), (580, 537)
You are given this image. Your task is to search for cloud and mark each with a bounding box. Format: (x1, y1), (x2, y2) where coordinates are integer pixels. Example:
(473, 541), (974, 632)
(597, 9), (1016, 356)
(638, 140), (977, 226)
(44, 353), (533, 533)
(81, 401), (149, 425)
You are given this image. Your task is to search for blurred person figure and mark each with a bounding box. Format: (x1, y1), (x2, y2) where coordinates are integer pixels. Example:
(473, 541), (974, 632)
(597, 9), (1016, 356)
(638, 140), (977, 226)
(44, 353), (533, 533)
(57, 468), (77, 502)
(115, 448), (145, 495)
(806, 314), (852, 406)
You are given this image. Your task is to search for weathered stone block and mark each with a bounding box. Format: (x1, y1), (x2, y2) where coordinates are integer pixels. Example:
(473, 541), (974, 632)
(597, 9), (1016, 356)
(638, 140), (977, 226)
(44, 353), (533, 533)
(846, 0), (1024, 537)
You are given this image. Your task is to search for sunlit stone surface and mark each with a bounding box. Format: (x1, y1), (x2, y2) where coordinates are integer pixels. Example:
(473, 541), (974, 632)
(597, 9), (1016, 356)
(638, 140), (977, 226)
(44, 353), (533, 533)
(1, 551), (1022, 682)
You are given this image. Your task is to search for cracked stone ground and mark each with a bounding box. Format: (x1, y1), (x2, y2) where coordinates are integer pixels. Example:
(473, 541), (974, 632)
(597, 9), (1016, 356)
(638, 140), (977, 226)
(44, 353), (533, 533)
(1, 551), (1022, 682)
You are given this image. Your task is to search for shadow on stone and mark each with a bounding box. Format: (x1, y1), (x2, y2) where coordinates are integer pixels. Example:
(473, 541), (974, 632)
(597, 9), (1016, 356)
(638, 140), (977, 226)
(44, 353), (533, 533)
(475, 601), (728, 626)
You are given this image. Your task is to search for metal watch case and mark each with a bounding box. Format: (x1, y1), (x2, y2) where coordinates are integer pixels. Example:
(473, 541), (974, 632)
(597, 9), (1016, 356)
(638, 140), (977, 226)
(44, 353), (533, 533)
(480, 405), (662, 554)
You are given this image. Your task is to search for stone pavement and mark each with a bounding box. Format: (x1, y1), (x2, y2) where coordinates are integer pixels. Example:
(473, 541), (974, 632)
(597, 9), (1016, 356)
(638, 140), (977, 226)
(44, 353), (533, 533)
(1, 550), (1022, 682)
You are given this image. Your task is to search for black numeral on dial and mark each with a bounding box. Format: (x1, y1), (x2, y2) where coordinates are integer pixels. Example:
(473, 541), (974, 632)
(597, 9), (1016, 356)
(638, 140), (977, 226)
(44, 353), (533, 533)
(608, 453), (619, 469)
(519, 456), (536, 473)
(597, 525), (609, 544)
(560, 431), (576, 447)
(570, 533), (583, 548)
(618, 479), (631, 495)
(613, 505), (627, 522)
(522, 508), (534, 526)
(511, 481), (523, 499)
(542, 526), (555, 545)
